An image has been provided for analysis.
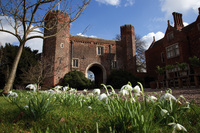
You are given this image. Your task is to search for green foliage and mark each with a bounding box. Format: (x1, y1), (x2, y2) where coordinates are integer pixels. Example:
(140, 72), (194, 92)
(106, 69), (140, 88)
(0, 43), (40, 89)
(189, 56), (200, 68)
(165, 65), (175, 70)
(62, 70), (93, 90)
(176, 62), (188, 71)
(156, 66), (165, 75)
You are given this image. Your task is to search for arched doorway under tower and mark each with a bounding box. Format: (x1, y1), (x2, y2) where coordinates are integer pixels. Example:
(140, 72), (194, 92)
(86, 63), (106, 88)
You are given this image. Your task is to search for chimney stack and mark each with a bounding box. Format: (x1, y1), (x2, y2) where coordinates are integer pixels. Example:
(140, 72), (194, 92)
(172, 12), (184, 30)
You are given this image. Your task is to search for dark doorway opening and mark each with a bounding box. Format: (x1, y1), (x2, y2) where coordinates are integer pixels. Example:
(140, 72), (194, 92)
(88, 65), (103, 88)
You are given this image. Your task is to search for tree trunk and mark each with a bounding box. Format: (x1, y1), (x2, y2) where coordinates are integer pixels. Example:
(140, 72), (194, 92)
(1, 42), (25, 95)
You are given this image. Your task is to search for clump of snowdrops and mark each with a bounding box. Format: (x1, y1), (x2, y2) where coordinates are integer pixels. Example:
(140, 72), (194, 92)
(4, 82), (194, 132)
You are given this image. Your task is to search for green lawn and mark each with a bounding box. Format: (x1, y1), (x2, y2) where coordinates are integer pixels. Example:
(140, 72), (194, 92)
(0, 85), (200, 133)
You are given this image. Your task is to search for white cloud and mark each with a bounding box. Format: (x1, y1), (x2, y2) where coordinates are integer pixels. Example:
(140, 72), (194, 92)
(95, 0), (135, 6)
(183, 22), (189, 26)
(141, 32), (165, 50)
(125, 0), (135, 7)
(77, 33), (97, 38)
(95, 0), (120, 6)
(0, 16), (43, 53)
(160, 0), (200, 17)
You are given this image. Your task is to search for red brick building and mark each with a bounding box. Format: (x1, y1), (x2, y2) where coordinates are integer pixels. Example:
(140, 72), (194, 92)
(145, 8), (200, 81)
(43, 10), (137, 87)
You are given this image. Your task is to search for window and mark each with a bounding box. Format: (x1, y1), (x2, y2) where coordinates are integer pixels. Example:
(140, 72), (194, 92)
(58, 57), (62, 64)
(166, 43), (180, 59)
(109, 45), (111, 54)
(72, 58), (79, 68)
(111, 60), (117, 69)
(60, 43), (64, 48)
(97, 46), (104, 55)
(167, 32), (174, 41)
(161, 52), (165, 63)
(198, 23), (200, 31)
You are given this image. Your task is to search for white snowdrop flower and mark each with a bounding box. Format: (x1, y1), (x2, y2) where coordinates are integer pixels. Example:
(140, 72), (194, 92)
(147, 96), (158, 102)
(92, 89), (101, 95)
(121, 84), (133, 91)
(48, 89), (55, 93)
(168, 123), (187, 133)
(88, 106), (92, 109)
(83, 89), (88, 93)
(118, 89), (129, 96)
(161, 109), (169, 117)
(54, 85), (62, 90)
(63, 86), (69, 91)
(160, 93), (177, 101)
(24, 105), (29, 110)
(7, 92), (18, 98)
(88, 93), (94, 96)
(98, 93), (108, 101)
(133, 85), (142, 96)
(69, 88), (77, 93)
(26, 84), (37, 91)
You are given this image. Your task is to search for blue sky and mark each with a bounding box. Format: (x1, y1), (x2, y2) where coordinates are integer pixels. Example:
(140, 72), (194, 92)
(71, 0), (200, 49)
(0, 0), (200, 52)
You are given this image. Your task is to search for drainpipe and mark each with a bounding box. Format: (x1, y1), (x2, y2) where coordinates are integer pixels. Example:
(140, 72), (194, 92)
(71, 41), (73, 71)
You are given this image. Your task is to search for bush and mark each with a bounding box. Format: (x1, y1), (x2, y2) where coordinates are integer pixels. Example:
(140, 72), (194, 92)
(62, 70), (93, 90)
(106, 69), (141, 89)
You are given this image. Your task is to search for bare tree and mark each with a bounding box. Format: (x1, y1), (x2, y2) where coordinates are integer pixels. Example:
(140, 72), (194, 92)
(20, 56), (59, 91)
(0, 0), (91, 95)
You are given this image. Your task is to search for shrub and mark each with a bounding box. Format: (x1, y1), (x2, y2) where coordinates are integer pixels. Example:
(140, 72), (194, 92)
(106, 69), (141, 89)
(62, 70), (93, 90)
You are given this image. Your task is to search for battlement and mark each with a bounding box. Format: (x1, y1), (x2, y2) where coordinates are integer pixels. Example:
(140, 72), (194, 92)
(120, 24), (134, 36)
(45, 10), (70, 23)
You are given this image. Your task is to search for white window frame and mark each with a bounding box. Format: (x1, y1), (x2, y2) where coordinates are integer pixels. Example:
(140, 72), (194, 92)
(166, 43), (180, 59)
(111, 60), (118, 69)
(97, 46), (104, 55)
(72, 58), (79, 68)
(60, 43), (64, 48)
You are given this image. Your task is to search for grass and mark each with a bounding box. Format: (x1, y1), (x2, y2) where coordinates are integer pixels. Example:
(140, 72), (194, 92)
(0, 84), (200, 133)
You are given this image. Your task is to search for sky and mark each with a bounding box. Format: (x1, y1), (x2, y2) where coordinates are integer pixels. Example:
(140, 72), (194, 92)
(0, 0), (200, 53)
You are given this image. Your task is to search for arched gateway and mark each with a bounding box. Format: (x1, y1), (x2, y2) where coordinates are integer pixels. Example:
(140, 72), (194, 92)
(43, 10), (137, 87)
(85, 63), (106, 87)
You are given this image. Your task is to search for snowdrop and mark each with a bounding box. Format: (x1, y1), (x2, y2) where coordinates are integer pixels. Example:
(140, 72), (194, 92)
(168, 123), (187, 133)
(133, 85), (142, 96)
(88, 106), (92, 109)
(92, 89), (101, 95)
(48, 89), (55, 93)
(147, 95), (157, 102)
(118, 89), (129, 96)
(83, 89), (88, 93)
(161, 109), (169, 117)
(160, 93), (177, 101)
(63, 86), (69, 91)
(7, 92), (18, 98)
(54, 85), (63, 90)
(98, 93), (108, 101)
(26, 84), (37, 91)
(69, 88), (77, 93)
(121, 84), (133, 91)
(24, 105), (29, 110)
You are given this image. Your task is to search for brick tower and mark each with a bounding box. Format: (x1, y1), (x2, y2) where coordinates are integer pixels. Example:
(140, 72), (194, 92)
(120, 25), (137, 74)
(43, 10), (71, 86)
